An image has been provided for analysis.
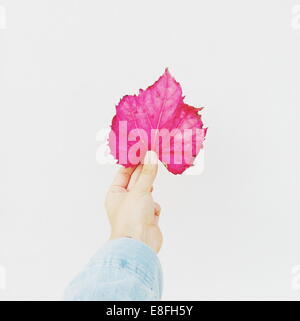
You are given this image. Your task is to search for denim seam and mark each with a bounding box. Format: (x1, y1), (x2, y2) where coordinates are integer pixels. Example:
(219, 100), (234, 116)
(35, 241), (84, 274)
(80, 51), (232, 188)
(87, 259), (159, 294)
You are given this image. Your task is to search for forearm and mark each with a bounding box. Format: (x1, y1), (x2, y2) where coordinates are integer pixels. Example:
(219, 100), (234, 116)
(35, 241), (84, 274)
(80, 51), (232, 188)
(63, 238), (163, 301)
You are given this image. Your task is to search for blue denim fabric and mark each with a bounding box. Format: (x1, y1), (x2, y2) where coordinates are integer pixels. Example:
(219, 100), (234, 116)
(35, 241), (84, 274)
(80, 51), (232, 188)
(64, 238), (163, 301)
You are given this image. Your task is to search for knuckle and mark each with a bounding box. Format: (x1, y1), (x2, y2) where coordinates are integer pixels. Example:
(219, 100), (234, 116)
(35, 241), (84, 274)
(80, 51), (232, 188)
(142, 165), (155, 176)
(130, 188), (146, 197)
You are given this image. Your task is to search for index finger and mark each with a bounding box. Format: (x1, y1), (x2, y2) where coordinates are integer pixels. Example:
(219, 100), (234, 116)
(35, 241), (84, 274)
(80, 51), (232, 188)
(132, 151), (158, 193)
(111, 166), (136, 189)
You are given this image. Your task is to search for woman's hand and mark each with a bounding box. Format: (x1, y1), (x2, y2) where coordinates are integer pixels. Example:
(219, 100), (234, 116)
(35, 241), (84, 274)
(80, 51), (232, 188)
(105, 151), (163, 253)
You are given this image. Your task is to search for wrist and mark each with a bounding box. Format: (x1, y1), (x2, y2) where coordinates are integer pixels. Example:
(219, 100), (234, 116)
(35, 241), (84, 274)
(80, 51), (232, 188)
(109, 226), (149, 247)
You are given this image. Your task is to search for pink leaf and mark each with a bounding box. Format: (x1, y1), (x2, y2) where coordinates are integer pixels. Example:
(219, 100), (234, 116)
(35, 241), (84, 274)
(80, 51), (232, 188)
(108, 69), (207, 175)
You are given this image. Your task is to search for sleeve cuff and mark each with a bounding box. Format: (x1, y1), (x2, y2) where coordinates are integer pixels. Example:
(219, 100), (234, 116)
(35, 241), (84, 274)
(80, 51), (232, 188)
(88, 238), (163, 299)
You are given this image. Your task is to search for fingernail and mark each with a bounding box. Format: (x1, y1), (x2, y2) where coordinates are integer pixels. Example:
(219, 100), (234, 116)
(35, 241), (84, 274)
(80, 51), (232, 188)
(144, 151), (158, 165)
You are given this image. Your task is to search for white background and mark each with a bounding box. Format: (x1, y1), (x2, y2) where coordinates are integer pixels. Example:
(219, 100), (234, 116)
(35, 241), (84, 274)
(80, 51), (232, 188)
(0, 0), (299, 300)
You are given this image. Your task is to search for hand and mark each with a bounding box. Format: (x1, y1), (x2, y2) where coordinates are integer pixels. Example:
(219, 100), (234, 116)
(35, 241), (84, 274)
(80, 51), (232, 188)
(105, 151), (162, 253)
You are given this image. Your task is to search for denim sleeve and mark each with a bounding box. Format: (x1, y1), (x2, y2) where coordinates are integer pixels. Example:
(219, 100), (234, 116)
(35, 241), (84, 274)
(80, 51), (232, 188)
(63, 238), (163, 301)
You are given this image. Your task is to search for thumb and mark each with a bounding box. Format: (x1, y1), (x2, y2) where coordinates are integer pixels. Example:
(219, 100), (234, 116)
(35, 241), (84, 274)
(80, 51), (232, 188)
(132, 151), (158, 193)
